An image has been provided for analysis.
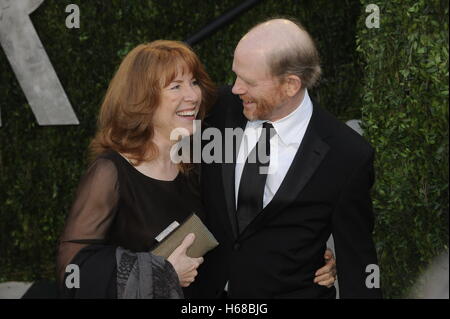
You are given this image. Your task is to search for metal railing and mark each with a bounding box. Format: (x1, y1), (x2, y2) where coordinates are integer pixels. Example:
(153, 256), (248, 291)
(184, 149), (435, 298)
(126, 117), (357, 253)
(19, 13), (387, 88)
(185, 0), (264, 46)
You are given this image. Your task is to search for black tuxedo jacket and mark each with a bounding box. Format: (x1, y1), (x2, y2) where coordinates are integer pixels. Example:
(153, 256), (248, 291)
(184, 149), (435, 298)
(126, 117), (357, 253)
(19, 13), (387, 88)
(194, 86), (382, 299)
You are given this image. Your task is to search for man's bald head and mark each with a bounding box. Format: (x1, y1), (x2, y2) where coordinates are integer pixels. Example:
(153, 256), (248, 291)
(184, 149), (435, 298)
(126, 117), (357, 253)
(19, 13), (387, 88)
(235, 18), (321, 89)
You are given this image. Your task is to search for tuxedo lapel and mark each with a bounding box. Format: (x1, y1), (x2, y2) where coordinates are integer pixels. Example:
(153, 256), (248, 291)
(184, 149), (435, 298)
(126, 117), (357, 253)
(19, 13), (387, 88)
(238, 105), (331, 241)
(221, 104), (247, 239)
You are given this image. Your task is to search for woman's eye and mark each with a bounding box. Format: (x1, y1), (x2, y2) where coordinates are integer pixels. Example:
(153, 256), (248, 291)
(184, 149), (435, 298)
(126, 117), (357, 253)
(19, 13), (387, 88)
(170, 85), (180, 90)
(192, 80), (199, 86)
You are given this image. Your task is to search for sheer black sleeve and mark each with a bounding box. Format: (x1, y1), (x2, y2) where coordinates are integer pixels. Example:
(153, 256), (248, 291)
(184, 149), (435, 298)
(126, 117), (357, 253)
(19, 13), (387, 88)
(57, 157), (119, 284)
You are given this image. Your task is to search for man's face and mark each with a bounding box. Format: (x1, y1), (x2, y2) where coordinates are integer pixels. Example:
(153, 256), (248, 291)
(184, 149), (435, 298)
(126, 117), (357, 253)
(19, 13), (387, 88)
(231, 47), (286, 121)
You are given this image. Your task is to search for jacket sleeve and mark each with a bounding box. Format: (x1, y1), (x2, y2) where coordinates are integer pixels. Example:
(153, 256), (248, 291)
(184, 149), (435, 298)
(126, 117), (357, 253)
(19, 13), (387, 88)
(332, 148), (383, 298)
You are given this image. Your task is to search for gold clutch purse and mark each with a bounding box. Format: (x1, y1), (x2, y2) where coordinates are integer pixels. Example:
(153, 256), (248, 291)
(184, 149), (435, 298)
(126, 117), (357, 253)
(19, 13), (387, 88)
(151, 213), (219, 259)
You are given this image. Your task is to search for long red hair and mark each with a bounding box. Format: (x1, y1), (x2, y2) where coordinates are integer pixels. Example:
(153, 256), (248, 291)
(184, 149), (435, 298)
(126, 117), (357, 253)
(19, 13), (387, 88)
(89, 40), (216, 170)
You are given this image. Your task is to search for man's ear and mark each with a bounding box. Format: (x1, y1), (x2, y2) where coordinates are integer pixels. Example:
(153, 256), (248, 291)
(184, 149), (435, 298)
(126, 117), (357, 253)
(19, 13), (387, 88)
(285, 75), (302, 97)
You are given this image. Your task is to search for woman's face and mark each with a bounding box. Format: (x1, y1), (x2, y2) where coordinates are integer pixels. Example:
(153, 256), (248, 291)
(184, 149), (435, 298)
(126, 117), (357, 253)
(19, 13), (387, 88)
(153, 70), (202, 140)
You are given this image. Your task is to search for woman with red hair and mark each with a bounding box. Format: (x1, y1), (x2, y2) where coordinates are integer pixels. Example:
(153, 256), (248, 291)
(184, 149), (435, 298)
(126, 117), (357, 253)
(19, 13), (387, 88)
(57, 40), (216, 298)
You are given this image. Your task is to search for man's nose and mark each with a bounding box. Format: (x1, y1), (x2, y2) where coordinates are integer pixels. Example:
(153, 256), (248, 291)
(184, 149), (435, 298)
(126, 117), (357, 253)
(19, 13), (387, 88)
(232, 78), (246, 95)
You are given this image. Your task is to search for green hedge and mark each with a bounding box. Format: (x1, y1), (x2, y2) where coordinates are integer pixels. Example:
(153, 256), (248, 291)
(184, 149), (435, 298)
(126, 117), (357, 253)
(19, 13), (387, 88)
(357, 0), (449, 298)
(0, 0), (362, 282)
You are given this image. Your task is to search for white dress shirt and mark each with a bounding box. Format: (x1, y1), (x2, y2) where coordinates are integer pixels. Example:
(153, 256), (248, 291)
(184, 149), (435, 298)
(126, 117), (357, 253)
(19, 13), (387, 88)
(235, 89), (313, 209)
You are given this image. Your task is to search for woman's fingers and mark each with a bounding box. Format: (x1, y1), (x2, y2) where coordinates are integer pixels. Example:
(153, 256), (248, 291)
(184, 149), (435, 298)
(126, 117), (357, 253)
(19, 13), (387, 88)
(324, 248), (334, 260)
(179, 268), (199, 287)
(319, 277), (336, 288)
(181, 276), (197, 287)
(195, 257), (204, 265)
(314, 273), (332, 284)
(315, 262), (333, 277)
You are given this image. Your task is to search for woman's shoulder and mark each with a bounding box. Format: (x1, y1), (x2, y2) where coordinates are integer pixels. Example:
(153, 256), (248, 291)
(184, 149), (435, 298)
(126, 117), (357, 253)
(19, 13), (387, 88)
(74, 151), (121, 194)
(94, 149), (125, 166)
(87, 150), (124, 176)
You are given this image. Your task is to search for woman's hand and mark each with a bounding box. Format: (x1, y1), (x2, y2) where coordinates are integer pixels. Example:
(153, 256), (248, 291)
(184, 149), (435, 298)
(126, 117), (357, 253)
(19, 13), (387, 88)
(313, 248), (337, 288)
(167, 233), (204, 287)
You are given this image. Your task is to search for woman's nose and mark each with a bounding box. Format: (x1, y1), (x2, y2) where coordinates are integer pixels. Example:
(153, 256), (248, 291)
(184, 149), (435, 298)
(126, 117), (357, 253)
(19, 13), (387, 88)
(184, 85), (200, 103)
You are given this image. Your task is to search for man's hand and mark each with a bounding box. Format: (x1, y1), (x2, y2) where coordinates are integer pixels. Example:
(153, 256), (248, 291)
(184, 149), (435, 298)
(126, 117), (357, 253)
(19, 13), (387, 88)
(313, 248), (337, 288)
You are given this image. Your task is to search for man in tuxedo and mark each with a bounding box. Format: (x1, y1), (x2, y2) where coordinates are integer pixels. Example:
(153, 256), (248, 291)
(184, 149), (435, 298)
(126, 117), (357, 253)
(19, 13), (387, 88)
(196, 18), (382, 298)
